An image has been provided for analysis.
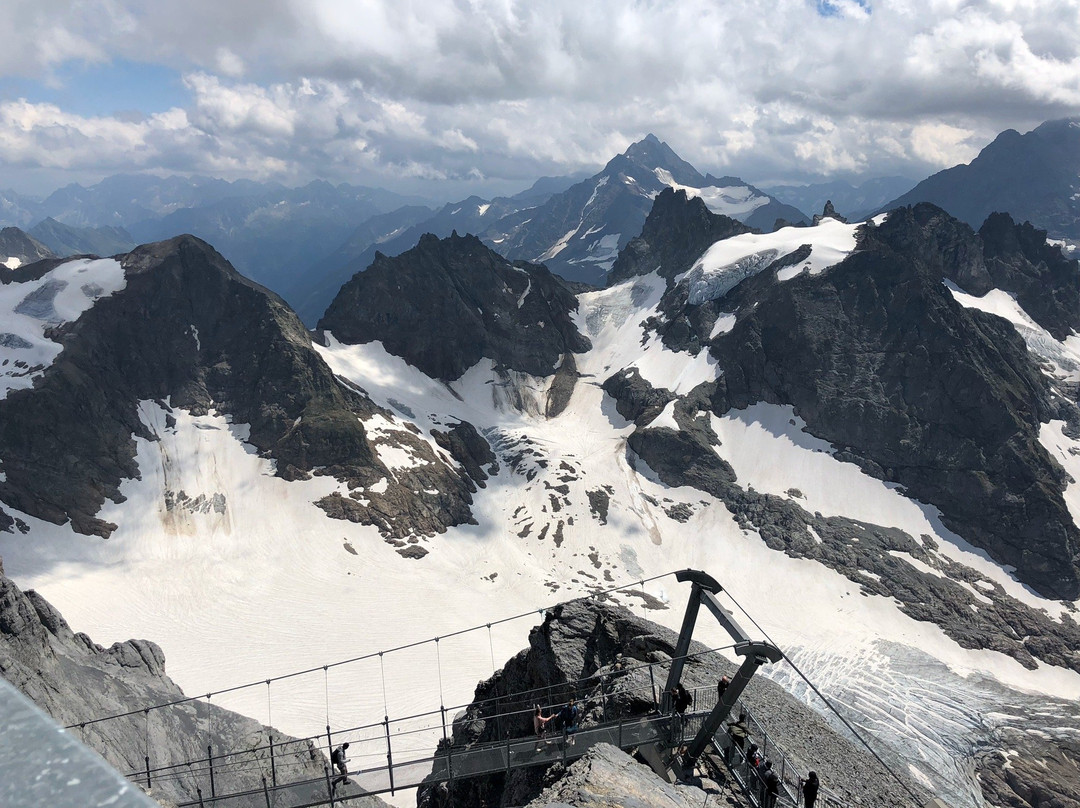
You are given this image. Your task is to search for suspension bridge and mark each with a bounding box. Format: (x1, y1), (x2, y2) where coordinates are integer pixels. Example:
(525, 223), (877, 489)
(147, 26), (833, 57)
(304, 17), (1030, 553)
(62, 570), (927, 808)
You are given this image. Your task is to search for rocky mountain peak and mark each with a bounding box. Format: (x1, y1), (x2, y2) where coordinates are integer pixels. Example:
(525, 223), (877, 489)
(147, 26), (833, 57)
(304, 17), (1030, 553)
(880, 118), (1080, 239)
(0, 235), (385, 536)
(608, 187), (754, 285)
(614, 134), (705, 187)
(319, 231), (591, 381)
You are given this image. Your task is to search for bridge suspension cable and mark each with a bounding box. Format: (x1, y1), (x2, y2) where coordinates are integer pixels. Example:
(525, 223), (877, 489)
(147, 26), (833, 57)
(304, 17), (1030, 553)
(67, 570), (677, 730)
(721, 585), (924, 806)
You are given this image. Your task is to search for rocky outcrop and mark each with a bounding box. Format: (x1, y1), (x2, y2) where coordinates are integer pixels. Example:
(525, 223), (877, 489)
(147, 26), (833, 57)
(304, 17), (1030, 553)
(601, 368), (676, 426)
(0, 236), (482, 542)
(417, 599), (922, 808)
(812, 200), (847, 225)
(525, 743), (736, 808)
(0, 565), (390, 808)
(607, 188), (753, 286)
(319, 232), (591, 381)
(606, 200), (1080, 600)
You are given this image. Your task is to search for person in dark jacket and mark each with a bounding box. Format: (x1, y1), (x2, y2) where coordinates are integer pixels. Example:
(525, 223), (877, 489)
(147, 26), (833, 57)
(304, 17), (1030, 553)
(559, 699), (580, 745)
(717, 675), (730, 703)
(763, 760), (780, 808)
(674, 683), (692, 715)
(725, 711), (749, 765)
(803, 771), (820, 808)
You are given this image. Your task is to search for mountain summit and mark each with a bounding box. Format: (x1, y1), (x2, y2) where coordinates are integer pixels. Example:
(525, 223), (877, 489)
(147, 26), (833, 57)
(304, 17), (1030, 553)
(881, 118), (1080, 241)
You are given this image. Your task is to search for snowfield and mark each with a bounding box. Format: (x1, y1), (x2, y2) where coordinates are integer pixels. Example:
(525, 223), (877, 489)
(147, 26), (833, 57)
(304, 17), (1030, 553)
(0, 258), (126, 400)
(2, 243), (1080, 808)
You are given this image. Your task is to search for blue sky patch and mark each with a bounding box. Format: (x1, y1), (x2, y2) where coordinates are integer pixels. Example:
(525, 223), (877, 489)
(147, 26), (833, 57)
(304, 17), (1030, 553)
(0, 60), (189, 119)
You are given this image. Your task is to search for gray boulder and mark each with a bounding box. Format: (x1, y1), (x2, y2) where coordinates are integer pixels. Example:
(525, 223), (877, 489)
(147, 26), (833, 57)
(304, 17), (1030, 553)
(525, 743), (732, 808)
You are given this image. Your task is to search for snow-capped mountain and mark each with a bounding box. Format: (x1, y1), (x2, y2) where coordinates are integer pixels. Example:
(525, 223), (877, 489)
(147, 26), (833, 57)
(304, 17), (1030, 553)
(489, 134), (808, 286)
(293, 136), (806, 326)
(1, 193), (1079, 808)
(881, 118), (1080, 244)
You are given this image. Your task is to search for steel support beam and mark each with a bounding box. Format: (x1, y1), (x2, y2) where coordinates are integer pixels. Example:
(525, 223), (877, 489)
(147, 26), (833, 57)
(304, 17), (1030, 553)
(684, 640), (782, 766)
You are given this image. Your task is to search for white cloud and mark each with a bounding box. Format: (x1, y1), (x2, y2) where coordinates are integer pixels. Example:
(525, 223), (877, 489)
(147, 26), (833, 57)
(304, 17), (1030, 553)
(0, 0), (1078, 191)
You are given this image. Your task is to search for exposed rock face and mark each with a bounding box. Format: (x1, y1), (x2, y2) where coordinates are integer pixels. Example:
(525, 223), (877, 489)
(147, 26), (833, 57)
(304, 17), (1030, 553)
(881, 118), (1080, 241)
(319, 231), (591, 381)
(0, 227), (54, 266)
(977, 725), (1080, 808)
(613, 200), (1079, 600)
(417, 599), (922, 808)
(812, 200), (847, 225)
(607, 189), (753, 286)
(0, 236), (484, 542)
(600, 201), (1080, 660)
(716, 205), (1079, 600)
(525, 743), (735, 808)
(0, 566), (391, 808)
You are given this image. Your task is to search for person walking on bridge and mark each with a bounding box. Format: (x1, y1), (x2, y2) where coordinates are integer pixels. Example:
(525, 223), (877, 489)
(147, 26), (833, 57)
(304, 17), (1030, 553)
(534, 705), (554, 752)
(559, 698), (580, 746)
(330, 742), (350, 793)
(725, 711), (749, 765)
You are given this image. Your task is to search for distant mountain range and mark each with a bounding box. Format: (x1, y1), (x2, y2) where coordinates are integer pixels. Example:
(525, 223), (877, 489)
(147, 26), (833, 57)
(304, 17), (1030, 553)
(6, 117), (1080, 331)
(292, 135), (808, 323)
(764, 176), (916, 222)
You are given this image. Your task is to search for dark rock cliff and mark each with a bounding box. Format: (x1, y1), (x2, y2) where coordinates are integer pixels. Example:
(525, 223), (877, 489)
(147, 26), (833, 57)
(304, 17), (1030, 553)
(608, 198), (1080, 601)
(607, 188), (754, 286)
(319, 231), (591, 382)
(711, 205), (1079, 600)
(0, 237), (486, 543)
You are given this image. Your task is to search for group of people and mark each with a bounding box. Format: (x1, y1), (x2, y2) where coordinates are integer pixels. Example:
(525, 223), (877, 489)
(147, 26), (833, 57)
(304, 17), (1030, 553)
(726, 708), (820, 808)
(533, 699), (581, 751)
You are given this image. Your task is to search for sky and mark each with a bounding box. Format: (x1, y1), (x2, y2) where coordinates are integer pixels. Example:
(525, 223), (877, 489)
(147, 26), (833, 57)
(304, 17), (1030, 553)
(1, 0), (1079, 200)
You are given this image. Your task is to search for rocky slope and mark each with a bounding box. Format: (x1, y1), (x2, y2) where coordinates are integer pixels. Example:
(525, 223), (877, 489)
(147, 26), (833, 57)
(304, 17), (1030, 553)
(525, 743), (740, 808)
(0, 558), (390, 808)
(0, 238), (490, 546)
(0, 227), (54, 268)
(882, 118), (1080, 242)
(606, 199), (1080, 604)
(319, 231), (591, 382)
